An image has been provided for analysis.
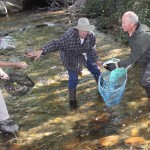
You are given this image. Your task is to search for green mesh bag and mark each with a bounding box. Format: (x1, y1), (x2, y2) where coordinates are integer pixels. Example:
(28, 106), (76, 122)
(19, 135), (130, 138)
(98, 58), (127, 107)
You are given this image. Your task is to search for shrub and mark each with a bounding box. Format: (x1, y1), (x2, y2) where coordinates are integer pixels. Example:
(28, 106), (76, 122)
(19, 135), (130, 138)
(82, 0), (150, 43)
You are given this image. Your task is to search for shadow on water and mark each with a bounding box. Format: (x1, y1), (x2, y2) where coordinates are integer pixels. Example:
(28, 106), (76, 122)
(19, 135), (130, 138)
(0, 9), (150, 150)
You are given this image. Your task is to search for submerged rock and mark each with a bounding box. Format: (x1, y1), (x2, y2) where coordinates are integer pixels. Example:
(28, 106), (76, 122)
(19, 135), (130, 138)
(125, 137), (145, 146)
(5, 45), (15, 50)
(94, 112), (111, 123)
(0, 36), (16, 50)
(59, 136), (80, 150)
(98, 135), (119, 147)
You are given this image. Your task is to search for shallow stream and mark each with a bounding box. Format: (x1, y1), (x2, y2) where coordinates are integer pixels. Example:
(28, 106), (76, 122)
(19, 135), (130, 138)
(0, 9), (149, 150)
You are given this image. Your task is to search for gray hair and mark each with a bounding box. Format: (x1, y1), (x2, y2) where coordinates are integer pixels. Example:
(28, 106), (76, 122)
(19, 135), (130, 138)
(123, 11), (139, 24)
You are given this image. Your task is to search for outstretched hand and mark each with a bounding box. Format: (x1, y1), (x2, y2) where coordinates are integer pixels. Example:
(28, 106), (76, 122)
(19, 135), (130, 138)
(26, 50), (43, 60)
(0, 69), (9, 80)
(15, 62), (28, 69)
(96, 61), (103, 67)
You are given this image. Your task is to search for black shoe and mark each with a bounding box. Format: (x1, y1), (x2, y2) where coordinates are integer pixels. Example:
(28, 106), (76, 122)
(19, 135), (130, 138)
(70, 100), (78, 109)
(146, 88), (150, 98)
(69, 89), (77, 109)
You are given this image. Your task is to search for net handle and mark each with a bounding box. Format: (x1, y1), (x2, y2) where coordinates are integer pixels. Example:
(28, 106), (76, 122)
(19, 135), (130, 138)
(102, 58), (133, 70)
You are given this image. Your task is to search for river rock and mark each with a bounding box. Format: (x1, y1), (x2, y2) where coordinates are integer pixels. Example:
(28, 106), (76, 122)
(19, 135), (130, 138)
(131, 128), (139, 136)
(124, 137), (145, 146)
(0, 43), (15, 50)
(5, 45), (15, 50)
(0, 36), (16, 50)
(94, 112), (111, 123)
(60, 136), (80, 150)
(98, 135), (119, 147)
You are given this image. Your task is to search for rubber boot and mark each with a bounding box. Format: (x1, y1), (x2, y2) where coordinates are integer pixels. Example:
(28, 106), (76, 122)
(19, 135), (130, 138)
(146, 88), (150, 98)
(69, 89), (77, 109)
(94, 76), (99, 84)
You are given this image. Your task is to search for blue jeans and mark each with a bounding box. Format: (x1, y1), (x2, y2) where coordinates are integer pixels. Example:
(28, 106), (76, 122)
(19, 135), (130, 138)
(68, 56), (101, 90)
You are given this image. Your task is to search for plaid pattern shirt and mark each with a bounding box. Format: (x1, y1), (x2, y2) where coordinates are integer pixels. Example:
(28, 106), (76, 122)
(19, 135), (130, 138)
(42, 28), (99, 72)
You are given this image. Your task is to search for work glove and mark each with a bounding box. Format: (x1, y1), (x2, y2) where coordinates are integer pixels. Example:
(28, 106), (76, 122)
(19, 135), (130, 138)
(104, 63), (118, 71)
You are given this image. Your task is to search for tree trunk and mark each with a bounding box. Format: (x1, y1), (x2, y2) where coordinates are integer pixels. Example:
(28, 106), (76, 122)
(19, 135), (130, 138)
(69, 0), (86, 10)
(0, 0), (23, 15)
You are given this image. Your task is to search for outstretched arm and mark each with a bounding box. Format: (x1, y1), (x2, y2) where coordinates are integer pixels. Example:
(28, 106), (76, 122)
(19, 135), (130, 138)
(0, 61), (28, 68)
(26, 29), (74, 60)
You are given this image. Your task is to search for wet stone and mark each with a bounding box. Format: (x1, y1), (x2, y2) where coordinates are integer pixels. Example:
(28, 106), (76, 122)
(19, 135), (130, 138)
(93, 112), (111, 123)
(124, 137), (145, 147)
(98, 135), (119, 147)
(131, 128), (139, 136)
(35, 23), (48, 28)
(59, 136), (80, 150)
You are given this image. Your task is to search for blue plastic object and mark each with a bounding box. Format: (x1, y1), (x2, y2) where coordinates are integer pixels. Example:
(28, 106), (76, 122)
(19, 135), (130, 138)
(98, 67), (127, 107)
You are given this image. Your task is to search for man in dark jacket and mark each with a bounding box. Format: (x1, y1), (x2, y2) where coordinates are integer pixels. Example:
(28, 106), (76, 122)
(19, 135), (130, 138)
(26, 17), (102, 109)
(105, 11), (150, 99)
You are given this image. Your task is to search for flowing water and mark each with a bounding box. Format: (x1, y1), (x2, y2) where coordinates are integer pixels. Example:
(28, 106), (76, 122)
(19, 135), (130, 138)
(0, 9), (149, 150)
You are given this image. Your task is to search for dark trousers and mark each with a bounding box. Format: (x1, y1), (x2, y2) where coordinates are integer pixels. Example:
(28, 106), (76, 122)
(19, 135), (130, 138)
(139, 63), (150, 97)
(68, 56), (101, 90)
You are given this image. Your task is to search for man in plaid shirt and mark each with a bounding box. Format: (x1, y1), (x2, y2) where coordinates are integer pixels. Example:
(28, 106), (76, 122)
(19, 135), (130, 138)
(27, 17), (102, 109)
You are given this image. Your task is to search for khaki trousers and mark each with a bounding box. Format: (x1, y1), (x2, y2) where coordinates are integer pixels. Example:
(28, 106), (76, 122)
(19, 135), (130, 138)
(0, 89), (9, 121)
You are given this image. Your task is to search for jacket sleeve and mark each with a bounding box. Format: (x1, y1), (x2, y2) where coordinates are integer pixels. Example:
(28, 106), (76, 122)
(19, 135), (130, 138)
(87, 33), (99, 62)
(118, 32), (150, 68)
(41, 30), (71, 54)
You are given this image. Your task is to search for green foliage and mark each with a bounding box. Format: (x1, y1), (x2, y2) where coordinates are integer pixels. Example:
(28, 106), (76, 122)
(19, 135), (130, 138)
(83, 0), (150, 43)
(133, 0), (150, 26)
